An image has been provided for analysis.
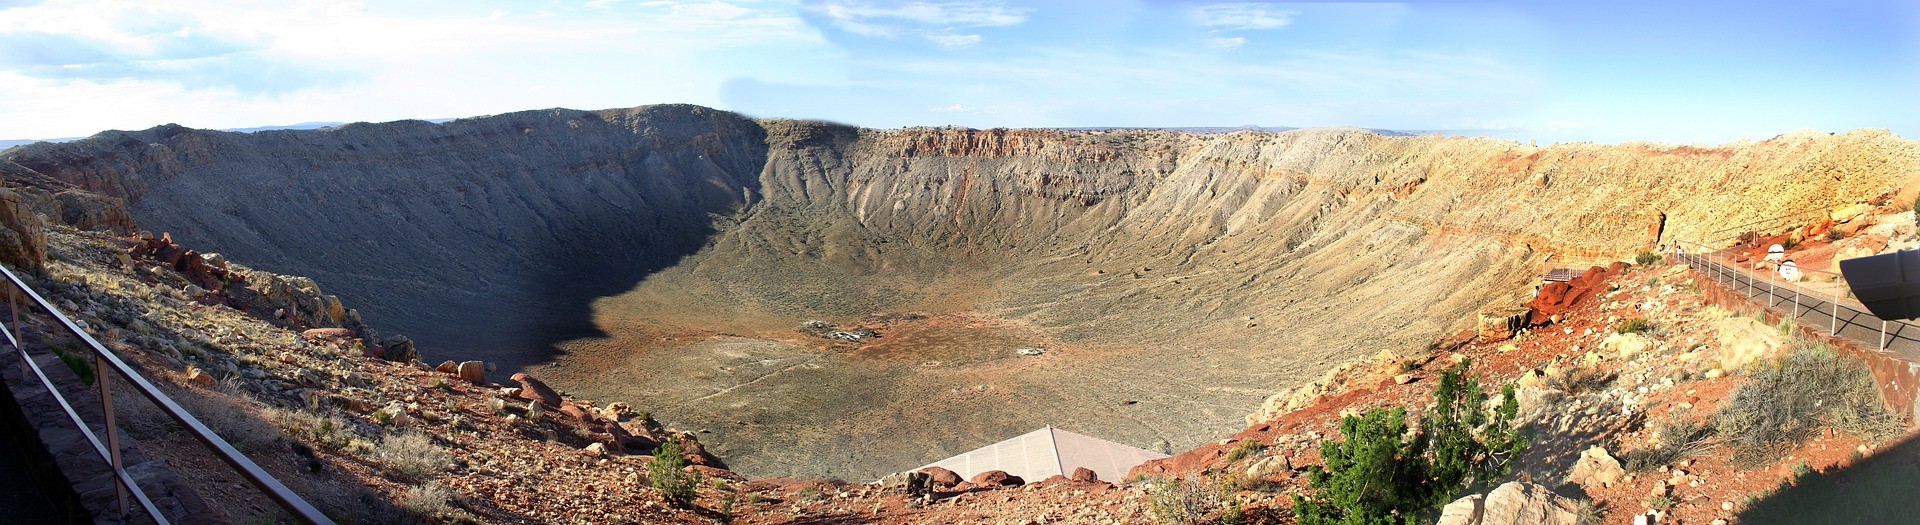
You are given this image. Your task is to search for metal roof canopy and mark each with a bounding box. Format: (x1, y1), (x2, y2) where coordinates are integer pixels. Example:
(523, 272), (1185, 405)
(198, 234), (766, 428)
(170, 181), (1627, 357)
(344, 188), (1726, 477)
(918, 425), (1168, 484)
(1542, 268), (1586, 282)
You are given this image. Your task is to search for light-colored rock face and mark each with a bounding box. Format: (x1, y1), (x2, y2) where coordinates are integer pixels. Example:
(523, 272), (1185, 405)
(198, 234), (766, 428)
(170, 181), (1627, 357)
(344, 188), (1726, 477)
(3, 105), (1914, 479)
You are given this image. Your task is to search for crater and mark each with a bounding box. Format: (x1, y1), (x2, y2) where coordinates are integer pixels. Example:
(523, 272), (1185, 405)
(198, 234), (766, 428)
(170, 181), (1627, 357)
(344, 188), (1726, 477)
(7, 105), (1906, 480)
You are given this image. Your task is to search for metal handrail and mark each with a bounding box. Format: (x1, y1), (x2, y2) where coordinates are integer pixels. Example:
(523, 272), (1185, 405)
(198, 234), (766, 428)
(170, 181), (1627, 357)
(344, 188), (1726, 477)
(0, 263), (333, 525)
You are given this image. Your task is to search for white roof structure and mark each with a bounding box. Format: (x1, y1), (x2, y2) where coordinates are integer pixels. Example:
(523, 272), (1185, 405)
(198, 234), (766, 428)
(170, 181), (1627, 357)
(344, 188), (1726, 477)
(918, 425), (1169, 483)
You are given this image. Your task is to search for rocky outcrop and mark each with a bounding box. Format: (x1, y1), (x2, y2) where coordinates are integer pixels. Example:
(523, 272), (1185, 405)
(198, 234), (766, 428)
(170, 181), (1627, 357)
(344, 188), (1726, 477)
(1527, 263), (1627, 325)
(0, 188), (46, 272)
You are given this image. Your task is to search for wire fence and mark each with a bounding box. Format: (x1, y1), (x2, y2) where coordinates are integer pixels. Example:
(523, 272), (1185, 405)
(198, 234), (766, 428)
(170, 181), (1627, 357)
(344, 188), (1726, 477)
(1665, 201), (1920, 361)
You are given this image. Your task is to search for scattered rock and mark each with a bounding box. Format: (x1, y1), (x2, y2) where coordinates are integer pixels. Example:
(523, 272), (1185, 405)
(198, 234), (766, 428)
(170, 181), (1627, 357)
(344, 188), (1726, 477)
(1567, 446), (1625, 489)
(1016, 347), (1045, 356)
(434, 360), (457, 374)
(585, 442), (608, 456)
(1394, 373), (1416, 385)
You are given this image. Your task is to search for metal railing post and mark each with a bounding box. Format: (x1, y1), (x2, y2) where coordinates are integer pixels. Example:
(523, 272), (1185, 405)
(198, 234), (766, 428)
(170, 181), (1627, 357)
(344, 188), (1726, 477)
(1882, 320), (1889, 351)
(1768, 272), (1777, 308)
(98, 350), (129, 519)
(1833, 287), (1840, 335)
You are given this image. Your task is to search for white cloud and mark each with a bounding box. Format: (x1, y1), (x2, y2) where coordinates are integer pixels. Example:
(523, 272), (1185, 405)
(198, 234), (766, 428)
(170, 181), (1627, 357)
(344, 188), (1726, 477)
(1192, 3), (1296, 31)
(0, 0), (839, 138)
(930, 103), (978, 113)
(808, 0), (1028, 43)
(1204, 36), (1245, 50)
(923, 32), (980, 48)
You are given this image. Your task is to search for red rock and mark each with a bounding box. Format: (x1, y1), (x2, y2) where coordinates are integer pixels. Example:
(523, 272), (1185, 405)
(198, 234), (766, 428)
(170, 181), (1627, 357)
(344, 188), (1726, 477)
(970, 470), (1023, 487)
(559, 402), (595, 422)
(1037, 475), (1070, 486)
(1071, 467), (1098, 483)
(1524, 264), (1620, 326)
(920, 466), (962, 487)
(434, 360), (457, 374)
(510, 372), (563, 407)
(456, 361), (485, 385)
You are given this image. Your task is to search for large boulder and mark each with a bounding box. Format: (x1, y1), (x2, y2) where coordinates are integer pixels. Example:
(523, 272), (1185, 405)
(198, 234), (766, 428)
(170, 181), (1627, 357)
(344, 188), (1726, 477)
(511, 372), (563, 407)
(1440, 482), (1583, 525)
(1481, 482), (1584, 525)
(457, 361), (485, 385)
(920, 466), (962, 487)
(1071, 466), (1099, 483)
(1565, 446), (1624, 490)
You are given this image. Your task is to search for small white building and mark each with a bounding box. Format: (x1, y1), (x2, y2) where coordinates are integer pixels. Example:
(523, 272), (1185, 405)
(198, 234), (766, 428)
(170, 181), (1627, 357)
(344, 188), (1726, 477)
(917, 425), (1169, 483)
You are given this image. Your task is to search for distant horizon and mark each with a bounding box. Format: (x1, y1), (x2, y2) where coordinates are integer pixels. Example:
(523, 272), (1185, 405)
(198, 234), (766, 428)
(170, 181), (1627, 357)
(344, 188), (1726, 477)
(1, 103), (1907, 149)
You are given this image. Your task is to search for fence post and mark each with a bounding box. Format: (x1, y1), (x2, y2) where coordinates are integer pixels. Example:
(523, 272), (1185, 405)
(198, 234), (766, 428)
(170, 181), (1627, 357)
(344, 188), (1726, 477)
(98, 350), (129, 519)
(1832, 286), (1840, 335)
(1882, 320), (1889, 351)
(1768, 272), (1777, 308)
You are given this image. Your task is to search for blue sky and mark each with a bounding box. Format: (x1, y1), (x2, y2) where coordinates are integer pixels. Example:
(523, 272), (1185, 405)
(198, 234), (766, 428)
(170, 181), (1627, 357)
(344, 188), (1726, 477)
(0, 0), (1913, 144)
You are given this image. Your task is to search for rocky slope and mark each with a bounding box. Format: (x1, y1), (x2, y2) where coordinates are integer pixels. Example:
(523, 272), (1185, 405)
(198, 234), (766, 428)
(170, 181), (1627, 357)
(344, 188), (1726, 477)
(2, 105), (1913, 479)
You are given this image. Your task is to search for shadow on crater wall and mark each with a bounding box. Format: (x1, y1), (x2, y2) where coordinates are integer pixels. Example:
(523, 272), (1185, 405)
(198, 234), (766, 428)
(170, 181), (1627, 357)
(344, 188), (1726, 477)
(0, 104), (769, 373)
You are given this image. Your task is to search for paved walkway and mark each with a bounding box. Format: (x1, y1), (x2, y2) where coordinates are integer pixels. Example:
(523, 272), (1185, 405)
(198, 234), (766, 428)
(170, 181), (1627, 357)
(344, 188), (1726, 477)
(1677, 251), (1920, 361)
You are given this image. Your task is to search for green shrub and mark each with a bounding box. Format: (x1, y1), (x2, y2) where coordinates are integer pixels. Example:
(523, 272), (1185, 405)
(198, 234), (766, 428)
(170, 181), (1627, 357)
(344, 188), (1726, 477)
(1826, 229), (1846, 242)
(48, 344), (96, 386)
(1635, 252), (1664, 266)
(647, 438), (703, 507)
(1782, 237), (1801, 250)
(1715, 342), (1904, 465)
(1616, 317), (1651, 334)
(1294, 362), (1524, 525)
